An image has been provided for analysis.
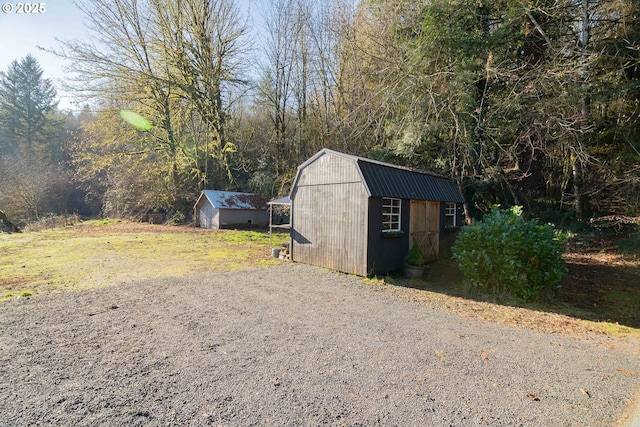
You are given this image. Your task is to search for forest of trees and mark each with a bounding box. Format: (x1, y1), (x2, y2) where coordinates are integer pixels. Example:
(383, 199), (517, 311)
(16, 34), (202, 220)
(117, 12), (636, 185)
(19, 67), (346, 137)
(1, 0), (639, 227)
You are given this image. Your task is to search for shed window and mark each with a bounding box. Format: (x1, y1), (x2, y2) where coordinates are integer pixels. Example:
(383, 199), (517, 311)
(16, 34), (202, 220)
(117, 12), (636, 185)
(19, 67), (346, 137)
(382, 198), (401, 232)
(444, 202), (457, 227)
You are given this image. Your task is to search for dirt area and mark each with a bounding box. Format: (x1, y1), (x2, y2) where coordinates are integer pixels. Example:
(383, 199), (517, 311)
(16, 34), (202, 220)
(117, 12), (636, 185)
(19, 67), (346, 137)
(1, 263), (640, 426)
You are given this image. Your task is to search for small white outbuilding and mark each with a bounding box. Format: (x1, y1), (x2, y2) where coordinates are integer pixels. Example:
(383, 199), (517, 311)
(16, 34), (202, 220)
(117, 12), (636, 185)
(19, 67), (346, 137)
(193, 190), (268, 229)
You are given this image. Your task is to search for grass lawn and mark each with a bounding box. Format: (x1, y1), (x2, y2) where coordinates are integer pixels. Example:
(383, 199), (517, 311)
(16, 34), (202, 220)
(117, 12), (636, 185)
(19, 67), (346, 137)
(0, 220), (288, 298)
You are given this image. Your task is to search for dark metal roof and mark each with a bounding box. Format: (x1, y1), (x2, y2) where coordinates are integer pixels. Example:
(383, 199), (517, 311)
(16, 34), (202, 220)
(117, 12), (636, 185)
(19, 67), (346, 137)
(291, 149), (465, 203)
(357, 159), (465, 203)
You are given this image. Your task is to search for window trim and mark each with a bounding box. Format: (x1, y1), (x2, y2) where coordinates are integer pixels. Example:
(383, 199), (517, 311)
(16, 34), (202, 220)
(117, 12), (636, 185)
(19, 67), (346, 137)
(382, 197), (401, 232)
(444, 202), (457, 228)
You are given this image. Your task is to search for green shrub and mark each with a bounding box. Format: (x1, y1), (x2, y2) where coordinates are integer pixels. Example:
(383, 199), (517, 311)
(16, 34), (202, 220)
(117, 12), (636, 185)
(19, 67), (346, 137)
(404, 242), (426, 267)
(452, 206), (567, 301)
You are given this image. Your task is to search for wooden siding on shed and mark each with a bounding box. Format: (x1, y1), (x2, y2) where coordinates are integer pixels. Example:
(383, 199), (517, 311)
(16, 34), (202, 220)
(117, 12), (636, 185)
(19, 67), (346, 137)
(291, 152), (369, 275)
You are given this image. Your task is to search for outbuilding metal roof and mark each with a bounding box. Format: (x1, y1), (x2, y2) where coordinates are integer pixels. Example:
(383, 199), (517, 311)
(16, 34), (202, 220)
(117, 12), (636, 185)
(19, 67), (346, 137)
(267, 196), (291, 205)
(194, 190), (267, 210)
(295, 149), (465, 203)
(357, 159), (465, 203)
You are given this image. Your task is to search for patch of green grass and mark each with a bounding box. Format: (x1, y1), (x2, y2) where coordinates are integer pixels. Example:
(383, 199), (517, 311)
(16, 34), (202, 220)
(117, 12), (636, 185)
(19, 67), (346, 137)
(617, 234), (640, 255)
(0, 289), (33, 301)
(257, 258), (282, 267)
(0, 221), (283, 297)
(216, 230), (288, 245)
(365, 274), (405, 288)
(594, 321), (640, 338)
(90, 218), (122, 227)
(603, 289), (640, 319)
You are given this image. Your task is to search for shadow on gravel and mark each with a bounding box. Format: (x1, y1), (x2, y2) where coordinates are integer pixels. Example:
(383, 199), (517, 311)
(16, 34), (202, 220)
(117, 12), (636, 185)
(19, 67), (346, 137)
(388, 257), (640, 332)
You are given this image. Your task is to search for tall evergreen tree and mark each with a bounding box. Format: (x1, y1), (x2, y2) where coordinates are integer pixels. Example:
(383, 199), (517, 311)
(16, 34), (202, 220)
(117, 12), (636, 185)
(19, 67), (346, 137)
(0, 55), (73, 224)
(0, 54), (59, 154)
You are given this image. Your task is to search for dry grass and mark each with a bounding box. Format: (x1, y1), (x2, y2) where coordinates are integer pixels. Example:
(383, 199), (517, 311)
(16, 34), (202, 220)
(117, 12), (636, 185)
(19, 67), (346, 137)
(370, 253), (640, 340)
(0, 220), (285, 299)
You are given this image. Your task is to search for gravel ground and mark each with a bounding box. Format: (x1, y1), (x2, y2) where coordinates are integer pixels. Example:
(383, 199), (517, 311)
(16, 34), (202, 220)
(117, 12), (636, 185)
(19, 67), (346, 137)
(1, 263), (639, 426)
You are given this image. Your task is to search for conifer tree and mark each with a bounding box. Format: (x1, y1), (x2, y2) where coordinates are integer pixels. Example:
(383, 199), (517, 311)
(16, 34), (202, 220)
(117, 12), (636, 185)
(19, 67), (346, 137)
(0, 54), (59, 154)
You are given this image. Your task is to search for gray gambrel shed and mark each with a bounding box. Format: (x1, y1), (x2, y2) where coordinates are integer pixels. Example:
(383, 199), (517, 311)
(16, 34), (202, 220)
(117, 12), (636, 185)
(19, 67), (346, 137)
(289, 149), (465, 276)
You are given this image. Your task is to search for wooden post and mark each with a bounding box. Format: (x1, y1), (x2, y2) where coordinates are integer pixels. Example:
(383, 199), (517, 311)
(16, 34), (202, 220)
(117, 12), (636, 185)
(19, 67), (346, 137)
(269, 203), (273, 250)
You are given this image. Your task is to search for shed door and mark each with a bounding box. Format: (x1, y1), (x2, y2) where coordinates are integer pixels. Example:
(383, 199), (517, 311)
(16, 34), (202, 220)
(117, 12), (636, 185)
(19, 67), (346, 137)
(199, 203), (212, 228)
(410, 200), (440, 262)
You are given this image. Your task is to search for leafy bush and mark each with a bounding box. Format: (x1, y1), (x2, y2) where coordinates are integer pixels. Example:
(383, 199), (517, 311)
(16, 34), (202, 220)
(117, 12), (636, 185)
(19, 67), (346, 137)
(452, 206), (567, 301)
(404, 242), (426, 267)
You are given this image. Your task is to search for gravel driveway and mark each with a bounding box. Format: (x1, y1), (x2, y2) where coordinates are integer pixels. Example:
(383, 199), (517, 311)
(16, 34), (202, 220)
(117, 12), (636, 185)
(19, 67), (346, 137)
(1, 263), (639, 426)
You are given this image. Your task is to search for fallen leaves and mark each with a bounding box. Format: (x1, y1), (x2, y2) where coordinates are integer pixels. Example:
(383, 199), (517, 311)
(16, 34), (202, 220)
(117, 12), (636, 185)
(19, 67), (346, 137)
(616, 368), (636, 377)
